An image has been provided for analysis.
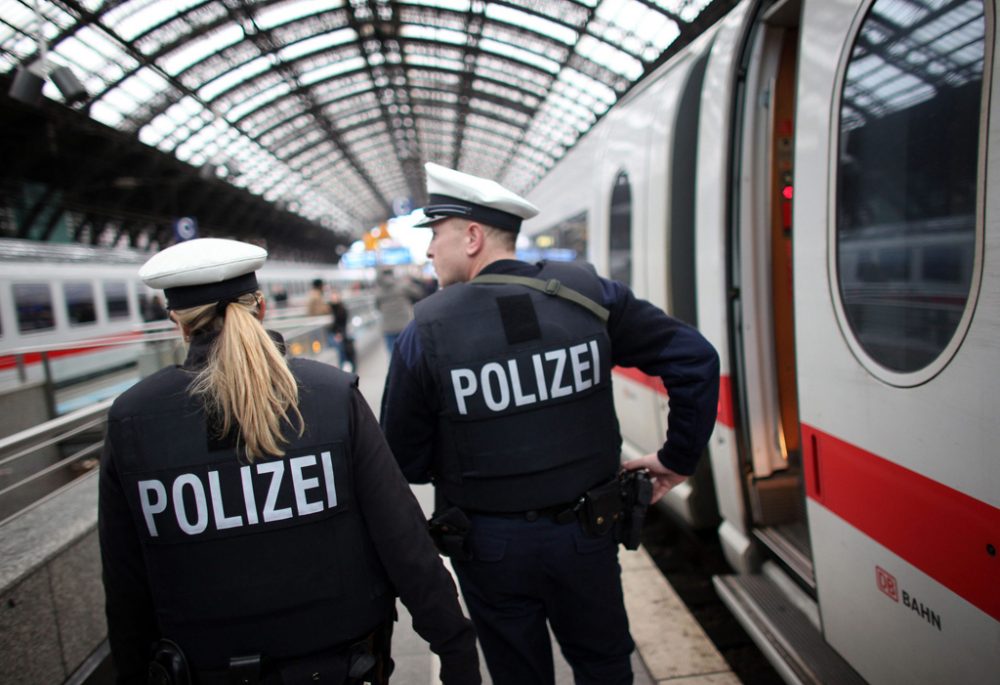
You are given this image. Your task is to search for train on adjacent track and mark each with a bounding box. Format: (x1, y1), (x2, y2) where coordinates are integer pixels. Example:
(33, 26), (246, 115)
(0, 238), (368, 388)
(522, 0), (997, 683)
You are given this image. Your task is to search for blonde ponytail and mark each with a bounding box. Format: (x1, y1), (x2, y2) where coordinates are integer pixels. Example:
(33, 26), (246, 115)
(173, 292), (304, 461)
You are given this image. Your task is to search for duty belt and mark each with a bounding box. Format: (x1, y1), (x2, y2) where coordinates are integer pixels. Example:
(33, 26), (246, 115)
(467, 500), (582, 525)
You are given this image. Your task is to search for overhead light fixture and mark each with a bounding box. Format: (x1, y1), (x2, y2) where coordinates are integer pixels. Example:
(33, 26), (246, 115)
(49, 64), (87, 104)
(7, 60), (88, 106)
(6, 1), (87, 107)
(8, 62), (46, 106)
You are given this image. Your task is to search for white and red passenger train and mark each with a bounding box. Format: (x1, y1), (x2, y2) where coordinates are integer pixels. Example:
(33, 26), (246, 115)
(0, 239), (367, 389)
(523, 0), (998, 683)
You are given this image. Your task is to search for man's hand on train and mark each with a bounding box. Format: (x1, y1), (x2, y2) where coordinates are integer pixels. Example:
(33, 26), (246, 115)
(621, 454), (687, 504)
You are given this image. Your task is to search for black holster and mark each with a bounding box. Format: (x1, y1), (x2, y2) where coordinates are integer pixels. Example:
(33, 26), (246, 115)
(344, 618), (394, 684)
(148, 639), (191, 685)
(579, 478), (624, 537)
(616, 469), (653, 550)
(428, 506), (472, 560)
(577, 470), (652, 549)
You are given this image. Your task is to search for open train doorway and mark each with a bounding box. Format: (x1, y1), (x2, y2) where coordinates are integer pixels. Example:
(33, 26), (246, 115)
(727, 0), (812, 589)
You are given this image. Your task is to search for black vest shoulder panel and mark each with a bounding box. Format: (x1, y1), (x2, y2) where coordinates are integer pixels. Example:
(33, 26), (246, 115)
(414, 262), (621, 511)
(106, 360), (392, 668)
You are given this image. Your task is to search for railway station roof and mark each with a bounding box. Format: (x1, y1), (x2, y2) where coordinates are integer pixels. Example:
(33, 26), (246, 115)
(0, 0), (737, 256)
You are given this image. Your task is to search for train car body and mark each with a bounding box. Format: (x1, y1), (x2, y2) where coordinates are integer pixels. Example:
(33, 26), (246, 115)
(524, 0), (999, 682)
(0, 239), (369, 391)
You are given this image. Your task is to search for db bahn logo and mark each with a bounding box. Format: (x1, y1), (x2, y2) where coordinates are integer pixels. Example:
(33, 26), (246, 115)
(875, 565), (942, 630)
(876, 566), (899, 601)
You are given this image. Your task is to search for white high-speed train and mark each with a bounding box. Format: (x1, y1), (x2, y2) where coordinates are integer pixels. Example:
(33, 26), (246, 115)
(523, 0), (998, 683)
(0, 238), (370, 387)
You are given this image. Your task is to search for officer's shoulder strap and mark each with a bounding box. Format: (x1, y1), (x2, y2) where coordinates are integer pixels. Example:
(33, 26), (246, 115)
(470, 273), (610, 323)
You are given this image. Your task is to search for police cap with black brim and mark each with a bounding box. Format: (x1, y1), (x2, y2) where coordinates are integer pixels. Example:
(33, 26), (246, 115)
(139, 238), (267, 310)
(413, 162), (540, 232)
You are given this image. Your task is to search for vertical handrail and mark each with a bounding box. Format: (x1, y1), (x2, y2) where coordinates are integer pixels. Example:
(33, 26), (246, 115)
(40, 350), (55, 417)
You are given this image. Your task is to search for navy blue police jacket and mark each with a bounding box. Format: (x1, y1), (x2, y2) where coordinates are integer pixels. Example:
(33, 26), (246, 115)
(379, 259), (720, 507)
(99, 331), (480, 684)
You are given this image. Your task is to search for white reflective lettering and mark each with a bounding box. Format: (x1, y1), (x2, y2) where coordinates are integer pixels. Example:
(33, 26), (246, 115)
(589, 340), (600, 384)
(240, 465), (259, 525)
(545, 349), (572, 398)
(532, 354), (549, 401)
(208, 470), (243, 530)
(508, 359), (537, 406)
(320, 451), (338, 508)
(481, 362), (510, 411)
(290, 455), (323, 515)
(172, 474), (209, 535)
(257, 461), (293, 522)
(451, 368), (477, 415)
(137, 479), (167, 537)
(569, 343), (592, 391)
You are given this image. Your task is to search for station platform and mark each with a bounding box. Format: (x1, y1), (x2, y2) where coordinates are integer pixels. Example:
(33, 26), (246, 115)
(337, 337), (741, 685)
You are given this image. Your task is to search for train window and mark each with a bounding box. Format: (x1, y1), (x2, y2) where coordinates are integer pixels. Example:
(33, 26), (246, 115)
(609, 171), (632, 286)
(14, 283), (55, 332)
(64, 282), (97, 326)
(835, 0), (985, 377)
(531, 212), (588, 262)
(105, 281), (130, 320)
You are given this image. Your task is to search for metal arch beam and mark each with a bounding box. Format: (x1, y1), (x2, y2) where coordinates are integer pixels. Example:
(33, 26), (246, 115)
(277, 85), (536, 164)
(642, 0), (741, 76)
(126, 2), (617, 176)
(492, 0), (600, 181)
(214, 58), (544, 144)
(343, 0), (425, 206)
(297, 111), (555, 185)
(48, 0), (209, 130)
(221, 0), (393, 218)
(14, 0), (742, 239)
(449, 1), (487, 171)
(46, 3), (326, 234)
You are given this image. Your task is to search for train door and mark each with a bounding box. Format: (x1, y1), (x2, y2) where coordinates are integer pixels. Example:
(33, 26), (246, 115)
(711, 1), (875, 682)
(793, 0), (999, 682)
(725, 0), (813, 583)
(719, 0), (999, 682)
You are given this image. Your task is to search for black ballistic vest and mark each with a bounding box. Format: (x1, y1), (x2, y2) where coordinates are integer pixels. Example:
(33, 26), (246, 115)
(415, 261), (622, 511)
(107, 358), (392, 668)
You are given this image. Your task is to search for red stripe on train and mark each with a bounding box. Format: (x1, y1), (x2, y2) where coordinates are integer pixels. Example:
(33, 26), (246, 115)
(612, 366), (665, 392)
(0, 332), (144, 371)
(611, 368), (735, 429)
(802, 424), (1000, 622)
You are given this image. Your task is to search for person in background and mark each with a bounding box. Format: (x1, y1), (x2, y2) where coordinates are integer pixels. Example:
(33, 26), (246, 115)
(307, 278), (330, 317)
(99, 238), (480, 685)
(380, 163), (719, 685)
(270, 283), (289, 309)
(375, 267), (423, 355)
(329, 288), (357, 372)
(143, 294), (168, 322)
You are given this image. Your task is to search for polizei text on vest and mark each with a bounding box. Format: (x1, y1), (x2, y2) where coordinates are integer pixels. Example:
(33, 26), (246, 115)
(136, 451), (341, 539)
(449, 340), (603, 416)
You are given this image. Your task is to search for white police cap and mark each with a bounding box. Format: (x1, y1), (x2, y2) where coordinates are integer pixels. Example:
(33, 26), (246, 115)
(414, 162), (539, 232)
(139, 238), (267, 310)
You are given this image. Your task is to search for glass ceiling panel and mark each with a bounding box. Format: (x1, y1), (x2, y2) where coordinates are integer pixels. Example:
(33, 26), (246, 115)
(485, 4), (579, 45)
(2, 0), (738, 233)
(256, 0), (347, 29)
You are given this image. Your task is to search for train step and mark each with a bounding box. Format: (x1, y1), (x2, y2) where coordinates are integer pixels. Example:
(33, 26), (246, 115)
(713, 573), (867, 685)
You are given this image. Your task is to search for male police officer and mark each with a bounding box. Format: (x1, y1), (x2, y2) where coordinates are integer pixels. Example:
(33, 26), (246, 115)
(380, 163), (720, 685)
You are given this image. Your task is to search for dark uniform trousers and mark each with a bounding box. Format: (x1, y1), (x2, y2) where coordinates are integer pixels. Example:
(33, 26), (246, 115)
(453, 514), (634, 685)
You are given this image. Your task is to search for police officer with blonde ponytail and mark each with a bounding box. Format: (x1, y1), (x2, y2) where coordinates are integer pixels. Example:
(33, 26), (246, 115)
(99, 238), (480, 685)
